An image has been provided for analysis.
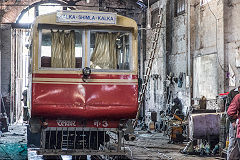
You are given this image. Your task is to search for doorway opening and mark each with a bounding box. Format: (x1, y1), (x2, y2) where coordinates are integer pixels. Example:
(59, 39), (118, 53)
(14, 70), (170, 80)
(11, 2), (67, 124)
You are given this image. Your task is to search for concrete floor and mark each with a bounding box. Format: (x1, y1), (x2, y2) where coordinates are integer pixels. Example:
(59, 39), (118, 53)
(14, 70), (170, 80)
(0, 124), (225, 160)
(0, 123), (27, 160)
(125, 130), (223, 160)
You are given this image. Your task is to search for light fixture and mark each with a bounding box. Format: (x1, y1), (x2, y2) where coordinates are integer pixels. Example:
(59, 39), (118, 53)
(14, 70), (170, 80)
(146, 0), (151, 30)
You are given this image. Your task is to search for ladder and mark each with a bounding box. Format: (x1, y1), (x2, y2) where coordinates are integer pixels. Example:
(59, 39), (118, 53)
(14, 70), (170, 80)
(133, 6), (164, 128)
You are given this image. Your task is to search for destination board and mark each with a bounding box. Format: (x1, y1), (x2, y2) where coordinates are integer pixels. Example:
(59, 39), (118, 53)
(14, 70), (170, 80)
(56, 10), (117, 24)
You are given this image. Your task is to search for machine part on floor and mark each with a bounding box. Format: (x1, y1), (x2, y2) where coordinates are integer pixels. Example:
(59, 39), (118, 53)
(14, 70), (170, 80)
(29, 118), (42, 133)
(169, 125), (183, 143)
(181, 138), (220, 156)
(124, 120), (134, 134)
(122, 120), (136, 141)
(173, 114), (183, 121)
(181, 140), (195, 154)
(166, 114), (185, 143)
(189, 113), (220, 139)
(149, 121), (155, 130)
(124, 134), (136, 141)
(212, 144), (219, 155)
(27, 125), (41, 147)
(205, 143), (210, 155)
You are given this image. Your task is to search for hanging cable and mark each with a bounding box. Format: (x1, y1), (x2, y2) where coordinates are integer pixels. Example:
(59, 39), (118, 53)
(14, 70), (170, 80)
(146, 0), (151, 29)
(0, 1), (3, 116)
(27, 0), (31, 29)
(206, 1), (227, 72)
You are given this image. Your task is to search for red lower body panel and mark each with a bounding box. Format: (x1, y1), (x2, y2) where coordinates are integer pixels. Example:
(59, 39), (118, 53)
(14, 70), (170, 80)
(31, 74), (138, 120)
(32, 104), (137, 120)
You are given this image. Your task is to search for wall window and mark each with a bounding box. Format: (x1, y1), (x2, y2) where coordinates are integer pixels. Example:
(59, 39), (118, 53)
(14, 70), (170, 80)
(40, 29), (83, 68)
(151, 9), (159, 29)
(90, 31), (131, 70)
(175, 0), (185, 16)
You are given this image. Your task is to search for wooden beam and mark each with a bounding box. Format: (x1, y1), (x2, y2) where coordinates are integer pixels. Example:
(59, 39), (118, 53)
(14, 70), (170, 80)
(2, 23), (32, 29)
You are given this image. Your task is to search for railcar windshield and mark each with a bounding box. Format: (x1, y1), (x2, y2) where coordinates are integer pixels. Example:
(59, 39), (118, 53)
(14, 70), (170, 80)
(90, 31), (131, 70)
(40, 29), (83, 68)
(39, 28), (132, 71)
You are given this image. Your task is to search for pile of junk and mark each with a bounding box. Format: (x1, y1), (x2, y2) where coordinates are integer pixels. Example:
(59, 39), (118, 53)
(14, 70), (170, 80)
(146, 94), (229, 158)
(180, 95), (229, 158)
(158, 97), (187, 144)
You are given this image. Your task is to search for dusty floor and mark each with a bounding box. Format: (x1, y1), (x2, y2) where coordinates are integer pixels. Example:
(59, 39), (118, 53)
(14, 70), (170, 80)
(0, 124), (226, 160)
(125, 130), (224, 160)
(0, 123), (27, 159)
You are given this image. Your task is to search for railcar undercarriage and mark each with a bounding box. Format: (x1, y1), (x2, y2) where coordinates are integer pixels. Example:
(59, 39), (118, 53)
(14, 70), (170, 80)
(28, 125), (133, 159)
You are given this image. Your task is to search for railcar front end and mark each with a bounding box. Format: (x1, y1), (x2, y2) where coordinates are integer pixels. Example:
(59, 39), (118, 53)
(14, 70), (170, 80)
(27, 10), (138, 157)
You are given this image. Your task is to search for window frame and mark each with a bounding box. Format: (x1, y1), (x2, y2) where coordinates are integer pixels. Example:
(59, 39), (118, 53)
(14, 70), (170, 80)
(87, 29), (133, 73)
(38, 28), (85, 70)
(175, 0), (185, 16)
(38, 28), (133, 72)
(151, 8), (159, 29)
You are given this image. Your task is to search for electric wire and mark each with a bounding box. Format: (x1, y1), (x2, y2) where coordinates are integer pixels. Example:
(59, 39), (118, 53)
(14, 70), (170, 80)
(206, 1), (228, 73)
(0, 1), (7, 116)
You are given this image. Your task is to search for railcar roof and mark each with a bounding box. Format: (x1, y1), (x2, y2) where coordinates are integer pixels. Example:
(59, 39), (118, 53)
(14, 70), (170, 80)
(33, 10), (138, 33)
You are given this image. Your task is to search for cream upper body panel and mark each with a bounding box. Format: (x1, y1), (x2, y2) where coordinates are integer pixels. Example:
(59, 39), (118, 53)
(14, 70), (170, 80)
(32, 10), (138, 75)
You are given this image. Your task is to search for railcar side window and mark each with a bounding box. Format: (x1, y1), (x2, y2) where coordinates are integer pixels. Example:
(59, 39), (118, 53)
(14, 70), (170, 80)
(40, 29), (83, 68)
(90, 31), (131, 70)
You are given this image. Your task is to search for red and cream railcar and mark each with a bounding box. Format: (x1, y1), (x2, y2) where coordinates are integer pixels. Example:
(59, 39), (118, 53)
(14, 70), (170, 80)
(28, 10), (138, 156)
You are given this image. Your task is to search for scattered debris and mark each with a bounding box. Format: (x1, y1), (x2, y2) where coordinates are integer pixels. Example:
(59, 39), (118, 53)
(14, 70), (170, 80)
(0, 124), (27, 160)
